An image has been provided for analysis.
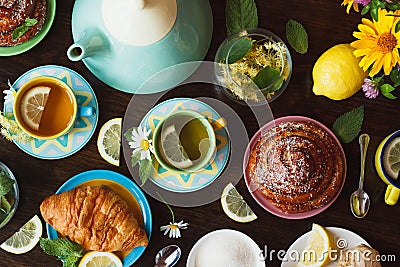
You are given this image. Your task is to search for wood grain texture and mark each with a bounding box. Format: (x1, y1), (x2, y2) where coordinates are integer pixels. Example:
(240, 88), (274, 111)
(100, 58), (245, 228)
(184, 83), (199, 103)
(0, 0), (399, 266)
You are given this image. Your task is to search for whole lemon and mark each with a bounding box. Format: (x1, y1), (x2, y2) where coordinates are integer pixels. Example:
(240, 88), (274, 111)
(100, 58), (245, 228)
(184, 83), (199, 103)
(312, 44), (368, 100)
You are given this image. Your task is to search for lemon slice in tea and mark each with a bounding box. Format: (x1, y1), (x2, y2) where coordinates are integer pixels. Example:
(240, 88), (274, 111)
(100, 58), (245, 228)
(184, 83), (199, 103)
(97, 118), (122, 166)
(297, 224), (332, 267)
(160, 124), (193, 169)
(221, 183), (257, 223)
(0, 215), (42, 254)
(20, 86), (51, 131)
(383, 137), (400, 180)
(78, 251), (122, 267)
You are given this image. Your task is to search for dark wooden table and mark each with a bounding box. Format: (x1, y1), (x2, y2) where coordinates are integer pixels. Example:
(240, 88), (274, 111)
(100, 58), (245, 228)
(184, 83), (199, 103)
(1, 0), (399, 266)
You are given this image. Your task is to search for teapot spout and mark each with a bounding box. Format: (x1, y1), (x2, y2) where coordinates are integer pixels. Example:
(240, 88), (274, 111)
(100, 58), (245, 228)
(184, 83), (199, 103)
(67, 29), (109, 61)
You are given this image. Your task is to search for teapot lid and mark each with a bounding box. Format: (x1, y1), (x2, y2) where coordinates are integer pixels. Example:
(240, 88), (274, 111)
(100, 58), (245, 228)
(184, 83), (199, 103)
(102, 0), (177, 46)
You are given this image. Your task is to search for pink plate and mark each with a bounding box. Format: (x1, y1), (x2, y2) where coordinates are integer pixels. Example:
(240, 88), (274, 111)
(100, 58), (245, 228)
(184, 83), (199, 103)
(243, 116), (347, 219)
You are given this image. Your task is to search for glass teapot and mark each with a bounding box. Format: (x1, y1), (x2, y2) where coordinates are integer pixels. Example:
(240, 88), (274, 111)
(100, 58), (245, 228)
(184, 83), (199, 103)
(67, 0), (213, 94)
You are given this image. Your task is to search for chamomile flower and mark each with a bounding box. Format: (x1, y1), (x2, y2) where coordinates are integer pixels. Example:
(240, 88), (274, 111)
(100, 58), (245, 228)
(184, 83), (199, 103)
(160, 220), (189, 239)
(3, 80), (17, 104)
(157, 192), (189, 239)
(129, 126), (153, 160)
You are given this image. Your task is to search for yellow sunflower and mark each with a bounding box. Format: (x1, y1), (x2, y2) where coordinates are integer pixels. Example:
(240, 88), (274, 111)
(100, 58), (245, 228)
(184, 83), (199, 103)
(351, 8), (400, 77)
(342, 0), (359, 14)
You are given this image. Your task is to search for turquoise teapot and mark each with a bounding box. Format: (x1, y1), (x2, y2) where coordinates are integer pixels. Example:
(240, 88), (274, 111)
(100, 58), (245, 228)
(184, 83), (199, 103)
(67, 0), (213, 94)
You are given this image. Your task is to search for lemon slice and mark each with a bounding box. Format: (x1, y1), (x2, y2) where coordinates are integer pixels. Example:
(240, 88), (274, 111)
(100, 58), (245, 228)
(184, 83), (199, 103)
(78, 251), (123, 267)
(20, 86), (51, 131)
(0, 215), (42, 254)
(221, 183), (257, 223)
(297, 224), (331, 267)
(97, 118), (122, 166)
(160, 124), (193, 169)
(382, 137), (400, 180)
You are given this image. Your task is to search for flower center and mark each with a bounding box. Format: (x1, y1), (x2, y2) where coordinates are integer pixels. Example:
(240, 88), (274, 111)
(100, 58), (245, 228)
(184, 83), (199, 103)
(169, 224), (179, 229)
(140, 139), (150, 150)
(377, 32), (397, 53)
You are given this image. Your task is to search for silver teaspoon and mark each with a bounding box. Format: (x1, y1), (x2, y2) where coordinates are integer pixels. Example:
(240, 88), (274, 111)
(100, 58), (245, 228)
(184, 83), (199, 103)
(154, 245), (181, 267)
(350, 133), (371, 218)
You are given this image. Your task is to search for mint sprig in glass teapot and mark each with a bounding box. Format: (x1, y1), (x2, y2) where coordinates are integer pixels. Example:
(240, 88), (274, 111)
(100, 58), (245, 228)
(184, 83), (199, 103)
(67, 0), (213, 94)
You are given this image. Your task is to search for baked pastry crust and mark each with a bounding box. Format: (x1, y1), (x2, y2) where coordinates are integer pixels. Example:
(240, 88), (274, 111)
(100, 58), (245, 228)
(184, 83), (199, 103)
(0, 0), (46, 46)
(40, 185), (148, 252)
(246, 121), (345, 213)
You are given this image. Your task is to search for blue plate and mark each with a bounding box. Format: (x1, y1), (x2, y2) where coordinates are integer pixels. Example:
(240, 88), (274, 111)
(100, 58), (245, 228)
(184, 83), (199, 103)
(46, 170), (152, 266)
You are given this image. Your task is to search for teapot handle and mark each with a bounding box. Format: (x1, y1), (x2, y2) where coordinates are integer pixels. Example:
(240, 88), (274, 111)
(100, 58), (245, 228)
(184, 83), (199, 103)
(133, 0), (145, 10)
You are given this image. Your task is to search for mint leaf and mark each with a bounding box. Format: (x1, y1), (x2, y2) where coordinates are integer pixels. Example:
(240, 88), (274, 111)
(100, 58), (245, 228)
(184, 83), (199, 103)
(252, 66), (283, 92)
(382, 91), (397, 99)
(226, 0), (258, 36)
(12, 18), (38, 40)
(332, 106), (364, 143)
(40, 238), (85, 265)
(361, 3), (371, 15)
(0, 172), (14, 197)
(286, 20), (308, 54)
(389, 67), (400, 87)
(24, 18), (38, 27)
(217, 37), (253, 64)
(380, 83), (395, 93)
(123, 127), (135, 142)
(139, 158), (152, 185)
(131, 149), (141, 167)
(1, 196), (12, 214)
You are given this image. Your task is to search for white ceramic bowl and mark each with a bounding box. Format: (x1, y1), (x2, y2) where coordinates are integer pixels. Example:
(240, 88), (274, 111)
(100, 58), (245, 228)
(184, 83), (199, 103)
(187, 229), (265, 267)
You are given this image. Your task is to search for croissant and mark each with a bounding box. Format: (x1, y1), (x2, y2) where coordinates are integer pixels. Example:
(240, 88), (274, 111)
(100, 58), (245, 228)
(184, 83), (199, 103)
(40, 185), (148, 252)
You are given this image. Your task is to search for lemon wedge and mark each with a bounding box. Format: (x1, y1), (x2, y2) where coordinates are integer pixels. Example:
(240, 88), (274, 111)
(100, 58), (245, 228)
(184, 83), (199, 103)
(0, 215), (42, 254)
(78, 251), (123, 267)
(97, 118), (122, 166)
(298, 224), (332, 267)
(160, 124), (193, 169)
(20, 86), (51, 131)
(221, 183), (257, 223)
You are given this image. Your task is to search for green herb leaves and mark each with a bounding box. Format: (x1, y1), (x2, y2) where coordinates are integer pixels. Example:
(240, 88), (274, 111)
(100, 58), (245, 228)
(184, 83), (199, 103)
(217, 37), (253, 64)
(12, 18), (38, 40)
(0, 170), (14, 220)
(0, 172), (14, 196)
(286, 20), (308, 54)
(39, 238), (85, 267)
(253, 66), (283, 92)
(124, 127), (154, 185)
(332, 106), (364, 143)
(225, 0), (258, 35)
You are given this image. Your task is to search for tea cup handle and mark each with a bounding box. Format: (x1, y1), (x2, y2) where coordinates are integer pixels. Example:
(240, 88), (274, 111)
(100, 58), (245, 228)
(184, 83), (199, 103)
(78, 106), (96, 117)
(384, 184), (400, 206)
(211, 117), (227, 131)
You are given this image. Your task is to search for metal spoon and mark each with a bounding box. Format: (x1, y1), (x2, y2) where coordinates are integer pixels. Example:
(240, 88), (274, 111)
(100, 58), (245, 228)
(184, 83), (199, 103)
(154, 245), (181, 267)
(350, 133), (371, 218)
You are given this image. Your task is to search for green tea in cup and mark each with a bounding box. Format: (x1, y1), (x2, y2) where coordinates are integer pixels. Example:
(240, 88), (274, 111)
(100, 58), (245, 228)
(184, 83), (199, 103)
(153, 110), (225, 173)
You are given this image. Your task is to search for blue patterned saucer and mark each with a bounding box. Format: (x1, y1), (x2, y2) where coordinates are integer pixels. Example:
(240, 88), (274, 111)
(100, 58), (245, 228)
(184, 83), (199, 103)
(3, 65), (98, 159)
(139, 98), (230, 193)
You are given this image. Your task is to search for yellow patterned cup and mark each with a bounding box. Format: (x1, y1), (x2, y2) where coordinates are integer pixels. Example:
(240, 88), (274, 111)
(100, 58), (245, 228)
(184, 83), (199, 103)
(375, 130), (400, 206)
(13, 76), (95, 140)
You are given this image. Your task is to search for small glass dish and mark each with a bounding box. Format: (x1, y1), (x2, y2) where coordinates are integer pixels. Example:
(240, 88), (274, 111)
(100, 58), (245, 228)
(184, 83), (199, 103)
(0, 162), (19, 229)
(215, 28), (292, 105)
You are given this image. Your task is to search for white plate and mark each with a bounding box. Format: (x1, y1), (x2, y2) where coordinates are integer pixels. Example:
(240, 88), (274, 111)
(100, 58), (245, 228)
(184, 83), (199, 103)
(281, 227), (370, 267)
(187, 229), (265, 267)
